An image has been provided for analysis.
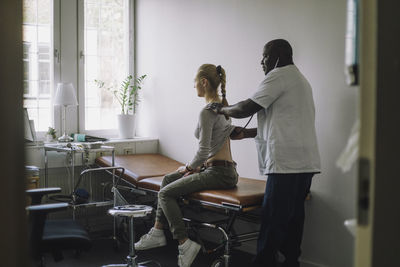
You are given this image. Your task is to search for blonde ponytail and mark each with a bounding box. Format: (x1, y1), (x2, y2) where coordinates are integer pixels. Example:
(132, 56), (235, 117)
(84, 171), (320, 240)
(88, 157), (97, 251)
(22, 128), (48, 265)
(216, 65), (229, 120)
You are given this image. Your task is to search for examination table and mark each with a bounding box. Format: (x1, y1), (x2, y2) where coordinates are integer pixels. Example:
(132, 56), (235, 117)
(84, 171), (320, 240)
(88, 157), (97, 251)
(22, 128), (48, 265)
(95, 153), (265, 267)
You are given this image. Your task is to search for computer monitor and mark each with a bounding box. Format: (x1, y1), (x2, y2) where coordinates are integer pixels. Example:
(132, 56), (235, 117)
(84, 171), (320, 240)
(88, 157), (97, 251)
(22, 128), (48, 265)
(24, 108), (36, 142)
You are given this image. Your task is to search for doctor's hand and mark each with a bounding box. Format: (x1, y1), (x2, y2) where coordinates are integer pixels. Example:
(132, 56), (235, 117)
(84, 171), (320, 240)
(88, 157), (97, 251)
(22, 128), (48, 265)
(230, 127), (245, 140)
(205, 102), (223, 114)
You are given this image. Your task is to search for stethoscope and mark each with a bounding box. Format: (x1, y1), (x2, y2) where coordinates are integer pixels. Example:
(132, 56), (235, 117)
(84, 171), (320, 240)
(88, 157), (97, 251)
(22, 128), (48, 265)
(235, 56), (280, 134)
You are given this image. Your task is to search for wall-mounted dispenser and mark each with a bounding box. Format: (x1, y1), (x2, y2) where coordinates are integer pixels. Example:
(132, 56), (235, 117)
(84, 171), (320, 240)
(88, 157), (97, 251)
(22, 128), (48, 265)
(345, 0), (359, 86)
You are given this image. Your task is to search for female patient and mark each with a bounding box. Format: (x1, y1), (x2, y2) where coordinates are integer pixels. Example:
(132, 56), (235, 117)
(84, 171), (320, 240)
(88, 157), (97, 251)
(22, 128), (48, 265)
(134, 64), (238, 267)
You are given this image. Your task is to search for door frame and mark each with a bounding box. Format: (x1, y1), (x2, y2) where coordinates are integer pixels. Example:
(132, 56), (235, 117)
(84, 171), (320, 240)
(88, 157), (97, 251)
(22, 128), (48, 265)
(356, 0), (400, 266)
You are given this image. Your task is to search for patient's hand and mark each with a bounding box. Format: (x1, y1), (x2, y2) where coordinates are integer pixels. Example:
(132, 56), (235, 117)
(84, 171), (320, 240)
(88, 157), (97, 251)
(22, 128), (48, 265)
(183, 171), (194, 177)
(177, 166), (187, 174)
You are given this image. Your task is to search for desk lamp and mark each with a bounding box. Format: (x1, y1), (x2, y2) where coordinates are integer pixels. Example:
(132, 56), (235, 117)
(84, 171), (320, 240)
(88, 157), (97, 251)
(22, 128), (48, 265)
(54, 82), (78, 142)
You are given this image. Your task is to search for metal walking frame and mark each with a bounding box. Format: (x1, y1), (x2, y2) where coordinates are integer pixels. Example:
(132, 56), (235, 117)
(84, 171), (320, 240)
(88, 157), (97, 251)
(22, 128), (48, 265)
(72, 166), (125, 242)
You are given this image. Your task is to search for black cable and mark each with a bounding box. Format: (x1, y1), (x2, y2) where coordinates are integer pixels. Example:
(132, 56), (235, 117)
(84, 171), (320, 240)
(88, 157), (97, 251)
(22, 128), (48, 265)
(234, 114), (254, 135)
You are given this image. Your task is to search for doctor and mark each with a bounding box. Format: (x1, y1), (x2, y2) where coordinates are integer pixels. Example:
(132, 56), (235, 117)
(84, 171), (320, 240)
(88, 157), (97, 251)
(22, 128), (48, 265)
(208, 39), (321, 267)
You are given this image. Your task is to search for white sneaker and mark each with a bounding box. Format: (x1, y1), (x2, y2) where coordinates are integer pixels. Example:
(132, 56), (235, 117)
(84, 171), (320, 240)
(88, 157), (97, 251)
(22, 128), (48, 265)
(177, 239), (201, 267)
(134, 228), (167, 251)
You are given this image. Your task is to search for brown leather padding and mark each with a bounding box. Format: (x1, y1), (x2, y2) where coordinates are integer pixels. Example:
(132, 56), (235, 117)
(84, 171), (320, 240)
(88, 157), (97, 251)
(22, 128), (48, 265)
(96, 153), (265, 208)
(138, 176), (265, 208)
(95, 154), (183, 185)
(136, 176), (164, 192)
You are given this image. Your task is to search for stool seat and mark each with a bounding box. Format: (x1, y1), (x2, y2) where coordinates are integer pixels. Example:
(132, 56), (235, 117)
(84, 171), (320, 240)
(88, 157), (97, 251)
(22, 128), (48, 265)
(103, 205), (158, 267)
(108, 205), (153, 218)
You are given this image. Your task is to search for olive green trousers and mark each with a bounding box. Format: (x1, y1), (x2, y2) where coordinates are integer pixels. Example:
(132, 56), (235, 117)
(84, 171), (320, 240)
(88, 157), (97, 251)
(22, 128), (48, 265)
(156, 165), (238, 240)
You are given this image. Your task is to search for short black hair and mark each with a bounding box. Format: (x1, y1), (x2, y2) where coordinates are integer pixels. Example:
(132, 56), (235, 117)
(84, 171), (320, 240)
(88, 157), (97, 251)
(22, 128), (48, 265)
(266, 39), (293, 62)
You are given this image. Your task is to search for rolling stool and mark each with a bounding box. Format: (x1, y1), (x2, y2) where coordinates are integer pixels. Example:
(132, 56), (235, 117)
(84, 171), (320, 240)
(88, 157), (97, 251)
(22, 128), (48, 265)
(102, 205), (157, 267)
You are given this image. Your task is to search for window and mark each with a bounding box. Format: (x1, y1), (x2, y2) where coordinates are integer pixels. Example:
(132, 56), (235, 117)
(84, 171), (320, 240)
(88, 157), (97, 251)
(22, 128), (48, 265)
(22, 0), (53, 132)
(22, 0), (133, 138)
(79, 0), (133, 133)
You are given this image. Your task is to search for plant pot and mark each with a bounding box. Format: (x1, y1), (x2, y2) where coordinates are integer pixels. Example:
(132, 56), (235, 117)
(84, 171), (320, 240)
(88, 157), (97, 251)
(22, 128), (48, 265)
(117, 114), (136, 139)
(46, 134), (55, 142)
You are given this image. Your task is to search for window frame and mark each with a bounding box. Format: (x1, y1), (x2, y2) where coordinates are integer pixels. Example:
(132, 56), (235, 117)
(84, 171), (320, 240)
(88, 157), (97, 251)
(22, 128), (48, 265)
(53, 0), (61, 138)
(77, 0), (135, 138)
(22, 0), (61, 139)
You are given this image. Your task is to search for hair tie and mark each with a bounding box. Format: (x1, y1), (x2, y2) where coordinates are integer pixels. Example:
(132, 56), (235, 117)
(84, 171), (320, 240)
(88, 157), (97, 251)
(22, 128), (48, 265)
(216, 65), (222, 76)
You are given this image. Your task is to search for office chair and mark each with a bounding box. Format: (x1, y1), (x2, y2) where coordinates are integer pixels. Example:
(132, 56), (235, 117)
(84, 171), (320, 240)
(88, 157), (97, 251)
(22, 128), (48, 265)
(26, 187), (92, 267)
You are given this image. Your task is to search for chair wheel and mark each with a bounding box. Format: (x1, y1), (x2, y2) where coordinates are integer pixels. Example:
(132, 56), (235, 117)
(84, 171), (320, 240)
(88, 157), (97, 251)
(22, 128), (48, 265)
(210, 257), (225, 267)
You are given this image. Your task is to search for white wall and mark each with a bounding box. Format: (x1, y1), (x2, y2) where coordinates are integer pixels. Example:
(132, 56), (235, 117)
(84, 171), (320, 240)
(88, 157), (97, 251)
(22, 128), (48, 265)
(135, 1), (357, 266)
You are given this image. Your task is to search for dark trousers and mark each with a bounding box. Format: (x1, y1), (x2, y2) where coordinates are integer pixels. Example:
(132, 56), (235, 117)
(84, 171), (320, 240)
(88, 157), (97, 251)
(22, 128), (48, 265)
(253, 173), (313, 267)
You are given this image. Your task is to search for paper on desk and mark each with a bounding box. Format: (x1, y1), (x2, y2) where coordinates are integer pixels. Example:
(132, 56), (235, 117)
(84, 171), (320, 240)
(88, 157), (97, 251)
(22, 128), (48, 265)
(336, 119), (359, 172)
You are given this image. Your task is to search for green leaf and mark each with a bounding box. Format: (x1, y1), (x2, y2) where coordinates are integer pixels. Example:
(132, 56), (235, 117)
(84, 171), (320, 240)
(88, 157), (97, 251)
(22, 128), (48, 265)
(94, 74), (146, 115)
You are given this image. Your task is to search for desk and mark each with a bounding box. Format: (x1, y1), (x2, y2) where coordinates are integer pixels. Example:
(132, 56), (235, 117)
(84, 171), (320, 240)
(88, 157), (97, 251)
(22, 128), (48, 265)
(44, 143), (115, 196)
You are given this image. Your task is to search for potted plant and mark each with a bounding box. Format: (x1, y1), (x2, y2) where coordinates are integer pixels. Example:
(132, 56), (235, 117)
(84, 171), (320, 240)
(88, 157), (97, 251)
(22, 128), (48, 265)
(95, 74), (146, 138)
(46, 127), (57, 142)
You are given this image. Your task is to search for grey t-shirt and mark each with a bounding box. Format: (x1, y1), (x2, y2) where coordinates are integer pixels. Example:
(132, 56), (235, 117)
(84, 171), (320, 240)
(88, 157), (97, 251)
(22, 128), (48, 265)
(188, 106), (235, 169)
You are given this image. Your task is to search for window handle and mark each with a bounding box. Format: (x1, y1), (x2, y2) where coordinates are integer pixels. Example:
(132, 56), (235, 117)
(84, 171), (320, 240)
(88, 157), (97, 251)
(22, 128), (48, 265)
(79, 50), (85, 63)
(54, 49), (60, 64)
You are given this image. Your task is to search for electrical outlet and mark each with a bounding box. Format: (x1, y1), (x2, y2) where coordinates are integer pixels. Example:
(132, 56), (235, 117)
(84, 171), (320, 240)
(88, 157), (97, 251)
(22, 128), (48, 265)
(123, 148), (133, 154)
(95, 151), (112, 158)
